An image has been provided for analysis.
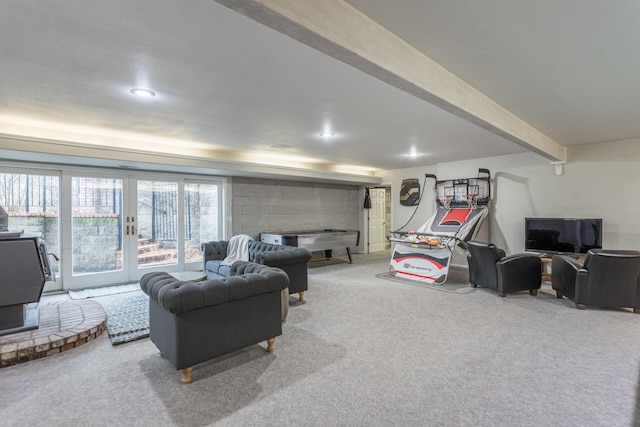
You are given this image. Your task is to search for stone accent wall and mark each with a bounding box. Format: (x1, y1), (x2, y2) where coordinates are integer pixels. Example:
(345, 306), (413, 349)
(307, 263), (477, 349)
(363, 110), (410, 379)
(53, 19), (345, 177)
(231, 178), (360, 250)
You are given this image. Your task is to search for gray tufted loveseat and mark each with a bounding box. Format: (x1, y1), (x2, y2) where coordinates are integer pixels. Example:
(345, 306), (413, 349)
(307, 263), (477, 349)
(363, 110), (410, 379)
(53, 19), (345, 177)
(140, 261), (289, 383)
(202, 239), (312, 301)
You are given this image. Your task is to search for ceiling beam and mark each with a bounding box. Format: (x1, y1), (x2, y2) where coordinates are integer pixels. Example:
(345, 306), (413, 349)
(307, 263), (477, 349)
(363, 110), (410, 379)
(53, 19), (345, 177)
(214, 0), (566, 162)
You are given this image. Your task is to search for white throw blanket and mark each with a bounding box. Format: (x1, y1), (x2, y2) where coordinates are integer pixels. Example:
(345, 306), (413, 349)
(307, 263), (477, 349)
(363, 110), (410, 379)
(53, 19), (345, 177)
(221, 234), (254, 266)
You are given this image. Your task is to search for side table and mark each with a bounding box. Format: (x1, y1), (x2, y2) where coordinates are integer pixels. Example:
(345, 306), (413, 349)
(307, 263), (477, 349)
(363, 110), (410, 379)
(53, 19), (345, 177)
(540, 255), (585, 282)
(541, 257), (553, 282)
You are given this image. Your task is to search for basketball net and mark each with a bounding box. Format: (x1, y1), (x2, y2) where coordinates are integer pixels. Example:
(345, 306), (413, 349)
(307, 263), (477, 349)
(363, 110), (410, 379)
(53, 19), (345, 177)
(465, 194), (478, 209)
(439, 195), (453, 209)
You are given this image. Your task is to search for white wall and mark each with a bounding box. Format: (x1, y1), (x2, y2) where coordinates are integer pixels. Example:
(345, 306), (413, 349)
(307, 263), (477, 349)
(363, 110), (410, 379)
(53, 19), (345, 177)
(379, 139), (640, 254)
(380, 164), (438, 238)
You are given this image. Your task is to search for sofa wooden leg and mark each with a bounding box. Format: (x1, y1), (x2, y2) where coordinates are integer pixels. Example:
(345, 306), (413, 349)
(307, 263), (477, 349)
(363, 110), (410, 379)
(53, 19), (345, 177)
(556, 291), (563, 299)
(298, 291), (304, 301)
(576, 304), (586, 310)
(471, 284), (478, 288)
(529, 289), (538, 296)
(266, 338), (276, 352)
(499, 292), (506, 297)
(180, 367), (193, 384)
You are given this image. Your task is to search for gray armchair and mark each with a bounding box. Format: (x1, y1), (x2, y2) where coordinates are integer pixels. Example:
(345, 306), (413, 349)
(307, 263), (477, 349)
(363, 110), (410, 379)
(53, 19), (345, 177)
(140, 263), (289, 383)
(552, 249), (640, 312)
(202, 239), (311, 300)
(466, 241), (542, 297)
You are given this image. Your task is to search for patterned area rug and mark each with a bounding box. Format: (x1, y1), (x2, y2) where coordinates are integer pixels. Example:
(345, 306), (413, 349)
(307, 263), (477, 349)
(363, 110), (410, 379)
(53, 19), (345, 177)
(68, 283), (142, 299)
(99, 295), (149, 345)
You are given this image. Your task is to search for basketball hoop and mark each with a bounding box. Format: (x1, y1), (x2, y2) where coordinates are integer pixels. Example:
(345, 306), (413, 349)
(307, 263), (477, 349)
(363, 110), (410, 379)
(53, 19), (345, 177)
(438, 195), (453, 209)
(465, 194), (478, 209)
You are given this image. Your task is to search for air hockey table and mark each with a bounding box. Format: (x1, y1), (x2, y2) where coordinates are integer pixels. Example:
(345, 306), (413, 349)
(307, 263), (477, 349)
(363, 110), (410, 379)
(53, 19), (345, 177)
(260, 229), (360, 263)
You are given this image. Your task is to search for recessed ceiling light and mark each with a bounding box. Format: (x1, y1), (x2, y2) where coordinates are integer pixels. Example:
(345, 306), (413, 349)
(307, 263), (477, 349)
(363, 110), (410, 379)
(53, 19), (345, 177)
(270, 144), (291, 150)
(407, 151), (420, 157)
(319, 132), (335, 137)
(130, 88), (156, 97)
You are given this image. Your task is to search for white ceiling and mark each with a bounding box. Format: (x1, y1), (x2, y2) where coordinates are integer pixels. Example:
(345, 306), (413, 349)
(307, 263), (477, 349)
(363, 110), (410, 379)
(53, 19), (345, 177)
(1, 0), (638, 180)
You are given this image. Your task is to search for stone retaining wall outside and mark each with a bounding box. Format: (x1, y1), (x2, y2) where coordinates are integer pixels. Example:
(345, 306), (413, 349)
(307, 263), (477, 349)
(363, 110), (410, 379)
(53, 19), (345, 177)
(10, 214), (121, 273)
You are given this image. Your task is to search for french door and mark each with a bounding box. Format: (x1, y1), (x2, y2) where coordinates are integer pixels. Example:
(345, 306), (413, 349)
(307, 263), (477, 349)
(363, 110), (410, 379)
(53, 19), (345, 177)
(63, 172), (221, 289)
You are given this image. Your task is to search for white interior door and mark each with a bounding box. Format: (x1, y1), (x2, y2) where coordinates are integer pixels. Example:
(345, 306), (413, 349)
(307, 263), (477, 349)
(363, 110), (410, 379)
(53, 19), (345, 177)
(368, 188), (386, 253)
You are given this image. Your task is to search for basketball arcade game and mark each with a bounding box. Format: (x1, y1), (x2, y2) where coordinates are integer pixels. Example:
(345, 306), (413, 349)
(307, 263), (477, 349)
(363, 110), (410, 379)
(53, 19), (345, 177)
(389, 169), (491, 284)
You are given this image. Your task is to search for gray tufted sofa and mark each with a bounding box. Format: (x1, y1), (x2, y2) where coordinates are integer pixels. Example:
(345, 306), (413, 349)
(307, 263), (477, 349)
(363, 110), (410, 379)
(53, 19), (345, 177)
(140, 261), (289, 383)
(202, 239), (312, 301)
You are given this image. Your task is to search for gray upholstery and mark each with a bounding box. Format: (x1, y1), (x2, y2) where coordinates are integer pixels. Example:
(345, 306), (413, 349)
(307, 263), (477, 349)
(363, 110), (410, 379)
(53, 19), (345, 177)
(202, 239), (312, 299)
(466, 240), (542, 297)
(552, 249), (640, 312)
(140, 264), (289, 382)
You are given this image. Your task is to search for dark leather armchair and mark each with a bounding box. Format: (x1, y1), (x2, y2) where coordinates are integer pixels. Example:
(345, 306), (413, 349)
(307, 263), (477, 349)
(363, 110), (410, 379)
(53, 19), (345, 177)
(466, 241), (542, 297)
(552, 249), (640, 312)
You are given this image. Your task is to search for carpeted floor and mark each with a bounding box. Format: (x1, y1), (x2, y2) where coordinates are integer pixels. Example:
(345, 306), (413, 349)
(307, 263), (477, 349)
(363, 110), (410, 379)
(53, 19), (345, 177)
(376, 266), (474, 294)
(1, 253), (639, 426)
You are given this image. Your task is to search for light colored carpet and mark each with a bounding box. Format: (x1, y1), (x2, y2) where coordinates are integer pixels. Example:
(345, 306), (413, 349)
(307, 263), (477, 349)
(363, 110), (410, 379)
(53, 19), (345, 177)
(1, 253), (639, 426)
(376, 266), (474, 293)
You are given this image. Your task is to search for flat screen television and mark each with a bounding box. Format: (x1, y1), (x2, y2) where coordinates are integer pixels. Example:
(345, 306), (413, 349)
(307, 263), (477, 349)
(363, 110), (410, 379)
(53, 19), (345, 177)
(525, 217), (602, 256)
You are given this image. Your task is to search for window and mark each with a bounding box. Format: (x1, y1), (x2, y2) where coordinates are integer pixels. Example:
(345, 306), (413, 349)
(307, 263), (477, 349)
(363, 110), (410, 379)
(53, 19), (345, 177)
(0, 171), (60, 276)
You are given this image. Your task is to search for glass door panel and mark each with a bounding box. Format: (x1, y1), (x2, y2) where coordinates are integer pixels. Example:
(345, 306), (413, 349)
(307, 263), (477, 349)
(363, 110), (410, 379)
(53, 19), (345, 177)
(135, 180), (178, 269)
(184, 182), (220, 264)
(71, 177), (124, 275)
(0, 171), (61, 291)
